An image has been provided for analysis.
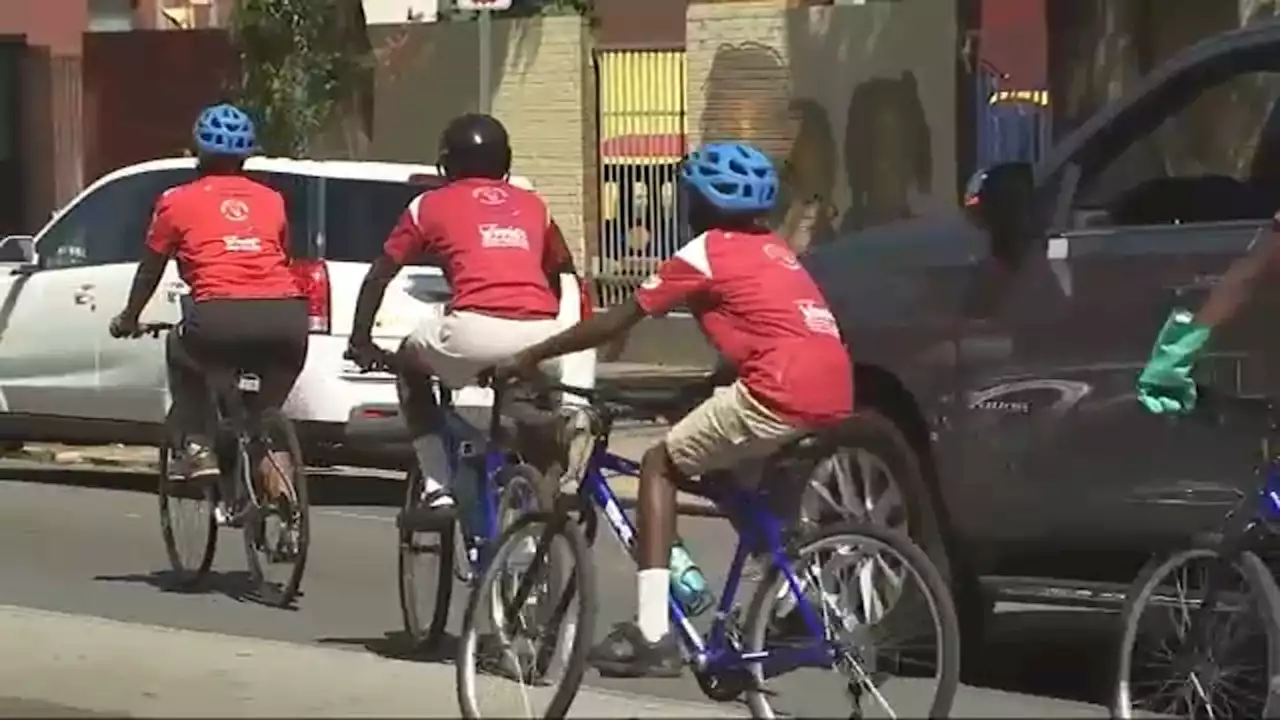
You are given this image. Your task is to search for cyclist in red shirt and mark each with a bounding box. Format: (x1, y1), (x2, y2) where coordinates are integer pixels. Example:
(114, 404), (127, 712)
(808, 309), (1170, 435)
(347, 113), (586, 513)
(493, 142), (854, 677)
(108, 103), (309, 527)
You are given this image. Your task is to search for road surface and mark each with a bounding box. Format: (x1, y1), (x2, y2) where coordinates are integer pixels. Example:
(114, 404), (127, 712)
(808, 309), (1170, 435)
(0, 467), (1117, 717)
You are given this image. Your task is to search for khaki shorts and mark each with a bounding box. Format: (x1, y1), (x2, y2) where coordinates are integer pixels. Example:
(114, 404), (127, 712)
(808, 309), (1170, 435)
(404, 309), (564, 389)
(664, 381), (802, 481)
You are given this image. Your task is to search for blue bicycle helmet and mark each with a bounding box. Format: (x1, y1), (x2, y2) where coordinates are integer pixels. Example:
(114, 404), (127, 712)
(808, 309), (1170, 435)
(192, 103), (256, 157)
(680, 142), (779, 214)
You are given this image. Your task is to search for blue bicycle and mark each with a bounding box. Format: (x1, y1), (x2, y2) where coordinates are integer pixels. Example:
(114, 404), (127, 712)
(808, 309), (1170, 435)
(1114, 387), (1280, 719)
(346, 353), (558, 655)
(456, 380), (961, 719)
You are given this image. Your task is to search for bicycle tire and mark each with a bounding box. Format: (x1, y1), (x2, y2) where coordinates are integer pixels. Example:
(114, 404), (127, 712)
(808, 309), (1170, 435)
(241, 409), (310, 608)
(456, 511), (596, 719)
(399, 465), (457, 653)
(156, 419), (218, 588)
(742, 521), (960, 719)
(1113, 540), (1280, 719)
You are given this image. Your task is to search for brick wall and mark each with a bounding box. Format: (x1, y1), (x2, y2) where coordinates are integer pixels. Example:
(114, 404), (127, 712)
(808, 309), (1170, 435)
(333, 17), (595, 267)
(489, 17), (594, 268)
(686, 0), (958, 248)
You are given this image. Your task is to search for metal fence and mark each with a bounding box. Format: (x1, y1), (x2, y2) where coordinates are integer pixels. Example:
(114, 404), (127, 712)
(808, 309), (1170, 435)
(975, 63), (1052, 169)
(594, 49), (687, 307)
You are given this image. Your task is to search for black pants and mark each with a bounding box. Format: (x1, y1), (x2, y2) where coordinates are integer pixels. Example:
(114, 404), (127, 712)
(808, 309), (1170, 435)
(167, 297), (309, 446)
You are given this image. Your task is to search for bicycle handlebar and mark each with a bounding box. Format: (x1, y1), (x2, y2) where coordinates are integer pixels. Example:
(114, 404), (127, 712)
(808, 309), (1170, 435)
(113, 321), (176, 340)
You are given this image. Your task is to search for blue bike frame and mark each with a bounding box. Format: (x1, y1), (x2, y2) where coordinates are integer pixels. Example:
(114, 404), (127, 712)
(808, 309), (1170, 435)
(435, 385), (521, 574)
(582, 447), (836, 676)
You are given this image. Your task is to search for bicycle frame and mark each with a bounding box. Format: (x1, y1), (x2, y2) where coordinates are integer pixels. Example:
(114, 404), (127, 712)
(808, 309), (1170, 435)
(432, 384), (514, 574)
(582, 448), (836, 676)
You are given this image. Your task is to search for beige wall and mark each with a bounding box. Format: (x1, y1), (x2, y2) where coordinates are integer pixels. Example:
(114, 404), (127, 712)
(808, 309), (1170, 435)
(326, 17), (595, 267)
(491, 17), (596, 268)
(686, 0), (958, 249)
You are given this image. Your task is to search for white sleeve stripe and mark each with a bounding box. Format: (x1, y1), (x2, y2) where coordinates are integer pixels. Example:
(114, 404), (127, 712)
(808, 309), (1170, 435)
(407, 194), (424, 231)
(672, 232), (712, 277)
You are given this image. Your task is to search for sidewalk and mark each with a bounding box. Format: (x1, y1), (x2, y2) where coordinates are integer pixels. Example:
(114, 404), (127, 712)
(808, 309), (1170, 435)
(0, 604), (739, 718)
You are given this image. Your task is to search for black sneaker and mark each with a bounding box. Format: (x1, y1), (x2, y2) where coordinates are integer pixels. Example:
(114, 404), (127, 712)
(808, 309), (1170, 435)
(588, 621), (683, 678)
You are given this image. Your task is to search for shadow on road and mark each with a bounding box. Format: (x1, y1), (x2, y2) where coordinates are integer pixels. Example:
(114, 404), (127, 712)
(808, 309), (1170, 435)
(92, 568), (263, 605)
(317, 630), (459, 665)
(971, 607), (1118, 707)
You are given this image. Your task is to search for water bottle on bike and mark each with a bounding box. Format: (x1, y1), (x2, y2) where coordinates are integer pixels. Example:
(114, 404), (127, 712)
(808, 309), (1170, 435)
(670, 540), (713, 616)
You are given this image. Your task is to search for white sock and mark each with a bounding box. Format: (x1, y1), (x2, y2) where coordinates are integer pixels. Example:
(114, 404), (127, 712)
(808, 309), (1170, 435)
(637, 568), (671, 643)
(412, 435), (454, 508)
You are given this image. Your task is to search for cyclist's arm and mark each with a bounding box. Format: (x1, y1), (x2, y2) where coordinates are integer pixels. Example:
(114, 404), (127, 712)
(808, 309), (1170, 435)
(119, 198), (176, 323)
(351, 198), (421, 345)
(1196, 219), (1280, 328)
(517, 236), (711, 365)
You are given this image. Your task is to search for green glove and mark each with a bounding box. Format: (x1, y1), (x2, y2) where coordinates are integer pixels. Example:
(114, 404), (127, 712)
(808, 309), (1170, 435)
(1136, 309), (1212, 415)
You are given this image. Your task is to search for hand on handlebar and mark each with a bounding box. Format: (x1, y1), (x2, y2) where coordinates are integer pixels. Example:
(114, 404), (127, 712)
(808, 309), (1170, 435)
(477, 353), (541, 389)
(108, 313), (141, 339)
(344, 339), (395, 374)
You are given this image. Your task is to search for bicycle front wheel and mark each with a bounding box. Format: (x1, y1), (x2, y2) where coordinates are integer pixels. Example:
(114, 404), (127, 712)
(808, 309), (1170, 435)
(456, 511), (596, 719)
(157, 419), (218, 588)
(742, 521), (960, 719)
(1114, 540), (1280, 719)
(399, 465), (457, 654)
(241, 409), (310, 608)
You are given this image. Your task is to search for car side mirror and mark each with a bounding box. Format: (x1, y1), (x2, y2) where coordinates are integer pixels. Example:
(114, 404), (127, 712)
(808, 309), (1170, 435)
(0, 234), (35, 265)
(964, 162), (1034, 263)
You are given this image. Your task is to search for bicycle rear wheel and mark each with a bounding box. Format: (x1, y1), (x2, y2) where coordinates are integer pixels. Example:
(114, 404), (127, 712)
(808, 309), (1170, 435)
(241, 409), (310, 608)
(1113, 540), (1280, 719)
(157, 418), (218, 589)
(456, 511), (596, 719)
(399, 465), (458, 654)
(742, 521), (960, 719)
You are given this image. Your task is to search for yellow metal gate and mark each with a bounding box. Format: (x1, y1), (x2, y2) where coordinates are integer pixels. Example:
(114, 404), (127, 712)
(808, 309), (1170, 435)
(594, 49), (686, 307)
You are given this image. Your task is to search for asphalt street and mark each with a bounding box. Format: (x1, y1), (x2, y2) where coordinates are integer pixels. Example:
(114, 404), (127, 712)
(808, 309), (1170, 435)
(0, 466), (1118, 717)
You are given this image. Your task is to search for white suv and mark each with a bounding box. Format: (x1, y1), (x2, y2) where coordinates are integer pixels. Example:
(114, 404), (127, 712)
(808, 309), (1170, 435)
(0, 157), (596, 466)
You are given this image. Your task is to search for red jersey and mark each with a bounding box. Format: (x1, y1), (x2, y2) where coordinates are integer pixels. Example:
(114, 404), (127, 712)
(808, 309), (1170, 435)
(144, 175), (301, 302)
(382, 178), (571, 320)
(635, 230), (853, 427)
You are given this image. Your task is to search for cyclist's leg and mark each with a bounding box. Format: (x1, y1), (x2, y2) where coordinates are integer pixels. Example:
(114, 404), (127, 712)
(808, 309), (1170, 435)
(591, 381), (800, 677)
(165, 317), (219, 481)
(243, 298), (309, 501)
(395, 312), (455, 510)
(397, 311), (566, 510)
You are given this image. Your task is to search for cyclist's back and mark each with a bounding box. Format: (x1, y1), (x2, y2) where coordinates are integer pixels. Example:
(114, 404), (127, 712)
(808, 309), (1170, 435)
(349, 112), (588, 512)
(645, 226), (850, 429)
(110, 102), (308, 494)
(391, 178), (563, 322)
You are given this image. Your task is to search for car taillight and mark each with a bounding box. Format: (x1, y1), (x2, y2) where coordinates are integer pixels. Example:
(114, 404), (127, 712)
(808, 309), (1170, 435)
(579, 283), (594, 321)
(290, 259), (331, 334)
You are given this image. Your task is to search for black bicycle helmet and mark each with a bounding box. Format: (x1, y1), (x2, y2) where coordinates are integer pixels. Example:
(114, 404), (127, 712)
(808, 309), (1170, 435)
(438, 113), (512, 180)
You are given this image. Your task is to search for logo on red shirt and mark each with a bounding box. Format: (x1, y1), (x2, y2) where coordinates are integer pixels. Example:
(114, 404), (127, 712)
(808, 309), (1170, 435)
(764, 242), (800, 270)
(220, 198), (250, 222)
(479, 223), (530, 249)
(472, 186), (509, 206)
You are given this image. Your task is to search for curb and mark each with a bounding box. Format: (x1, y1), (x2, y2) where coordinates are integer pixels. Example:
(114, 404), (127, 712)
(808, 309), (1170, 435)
(1, 445), (160, 471)
(0, 444), (723, 518)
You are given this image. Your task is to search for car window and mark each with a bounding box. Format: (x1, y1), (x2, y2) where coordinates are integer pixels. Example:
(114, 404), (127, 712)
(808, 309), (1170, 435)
(245, 170), (313, 257)
(323, 177), (446, 264)
(36, 168), (196, 269)
(1073, 70), (1280, 227)
(34, 168), (313, 269)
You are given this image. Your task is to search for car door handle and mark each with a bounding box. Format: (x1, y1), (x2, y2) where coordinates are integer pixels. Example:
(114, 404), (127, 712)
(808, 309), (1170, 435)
(72, 284), (95, 305)
(1166, 274), (1221, 298)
